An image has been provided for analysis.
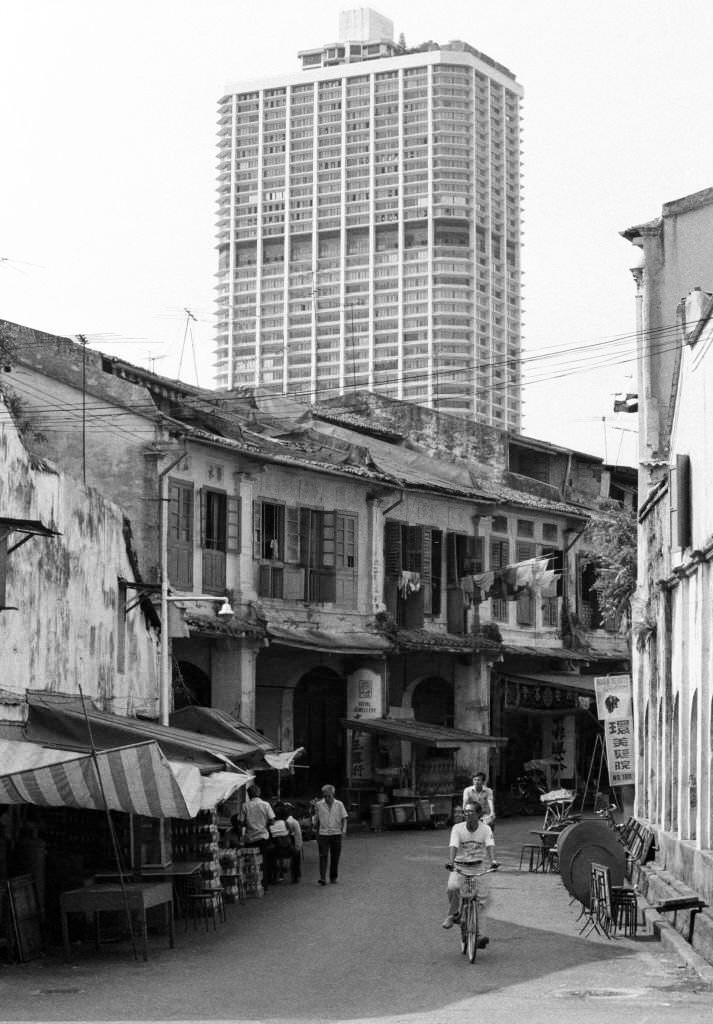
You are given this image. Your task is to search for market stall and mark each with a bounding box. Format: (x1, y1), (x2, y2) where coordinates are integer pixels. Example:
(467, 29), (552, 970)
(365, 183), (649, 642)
(0, 696), (256, 960)
(341, 716), (507, 828)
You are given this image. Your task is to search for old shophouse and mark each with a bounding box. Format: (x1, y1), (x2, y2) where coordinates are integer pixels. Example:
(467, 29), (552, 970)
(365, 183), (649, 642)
(3, 321), (632, 815)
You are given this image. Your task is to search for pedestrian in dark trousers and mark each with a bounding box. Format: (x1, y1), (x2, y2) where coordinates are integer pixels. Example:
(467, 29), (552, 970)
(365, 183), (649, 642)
(312, 784), (348, 885)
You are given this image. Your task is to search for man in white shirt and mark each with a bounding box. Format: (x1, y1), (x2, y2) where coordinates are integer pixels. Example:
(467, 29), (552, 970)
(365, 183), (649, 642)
(443, 801), (497, 947)
(241, 784), (276, 891)
(312, 784), (348, 885)
(462, 772), (495, 827)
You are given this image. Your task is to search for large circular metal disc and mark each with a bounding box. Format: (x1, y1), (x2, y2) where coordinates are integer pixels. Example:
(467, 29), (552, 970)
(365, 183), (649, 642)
(557, 820), (625, 906)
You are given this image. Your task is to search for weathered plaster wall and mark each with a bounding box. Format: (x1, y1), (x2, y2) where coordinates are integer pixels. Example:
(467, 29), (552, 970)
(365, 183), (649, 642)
(0, 396), (159, 715)
(7, 352), (163, 582)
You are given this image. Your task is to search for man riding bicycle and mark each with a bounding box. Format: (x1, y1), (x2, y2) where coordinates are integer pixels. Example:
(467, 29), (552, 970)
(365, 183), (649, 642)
(442, 801), (497, 948)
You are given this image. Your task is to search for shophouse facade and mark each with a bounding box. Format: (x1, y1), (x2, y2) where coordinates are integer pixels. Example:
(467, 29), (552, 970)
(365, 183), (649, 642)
(4, 321), (631, 812)
(624, 187), (713, 959)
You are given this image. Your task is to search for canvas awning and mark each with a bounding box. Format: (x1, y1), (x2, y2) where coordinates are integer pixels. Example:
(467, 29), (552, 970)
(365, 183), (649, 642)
(0, 739), (252, 819)
(24, 692), (261, 771)
(170, 706), (305, 771)
(266, 620), (392, 655)
(342, 717), (507, 749)
(502, 672), (597, 695)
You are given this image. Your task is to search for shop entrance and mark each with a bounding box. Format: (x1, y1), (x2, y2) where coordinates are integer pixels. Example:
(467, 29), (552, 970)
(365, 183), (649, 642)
(293, 668), (346, 795)
(410, 676), (455, 792)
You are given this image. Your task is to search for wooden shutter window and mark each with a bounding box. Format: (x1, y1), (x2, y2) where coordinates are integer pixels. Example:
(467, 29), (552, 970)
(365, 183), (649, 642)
(226, 496), (240, 553)
(252, 500), (262, 559)
(384, 520), (404, 578)
(285, 505), (301, 563)
(405, 525), (423, 573)
(422, 526), (433, 615)
(676, 454), (692, 549)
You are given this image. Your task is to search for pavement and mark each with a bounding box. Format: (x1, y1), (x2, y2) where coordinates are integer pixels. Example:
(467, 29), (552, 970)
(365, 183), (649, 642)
(1, 813), (713, 1023)
(496, 812), (713, 986)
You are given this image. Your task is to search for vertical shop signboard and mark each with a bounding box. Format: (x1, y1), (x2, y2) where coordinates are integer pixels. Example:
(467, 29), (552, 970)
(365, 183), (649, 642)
(346, 668), (382, 782)
(593, 674), (634, 786)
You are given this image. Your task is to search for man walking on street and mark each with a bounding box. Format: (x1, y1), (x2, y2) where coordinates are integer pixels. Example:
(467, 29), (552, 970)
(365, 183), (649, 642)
(312, 784), (348, 885)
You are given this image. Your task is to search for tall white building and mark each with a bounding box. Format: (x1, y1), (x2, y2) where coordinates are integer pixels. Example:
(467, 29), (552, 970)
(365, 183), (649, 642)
(216, 9), (524, 429)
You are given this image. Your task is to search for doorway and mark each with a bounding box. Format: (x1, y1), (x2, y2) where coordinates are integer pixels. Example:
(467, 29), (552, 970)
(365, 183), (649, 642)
(293, 668), (347, 795)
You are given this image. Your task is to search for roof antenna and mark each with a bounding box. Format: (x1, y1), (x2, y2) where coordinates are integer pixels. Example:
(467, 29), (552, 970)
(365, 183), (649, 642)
(177, 308), (199, 385)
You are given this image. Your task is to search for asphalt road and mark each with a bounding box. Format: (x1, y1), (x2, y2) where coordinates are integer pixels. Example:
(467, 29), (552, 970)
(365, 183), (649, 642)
(1, 817), (712, 1024)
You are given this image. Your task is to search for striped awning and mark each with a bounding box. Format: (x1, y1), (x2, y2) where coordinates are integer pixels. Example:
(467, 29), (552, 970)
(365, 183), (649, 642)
(0, 739), (252, 819)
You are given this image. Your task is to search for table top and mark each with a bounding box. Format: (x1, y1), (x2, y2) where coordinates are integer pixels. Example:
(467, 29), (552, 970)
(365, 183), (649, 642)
(60, 880), (173, 911)
(94, 861), (203, 883)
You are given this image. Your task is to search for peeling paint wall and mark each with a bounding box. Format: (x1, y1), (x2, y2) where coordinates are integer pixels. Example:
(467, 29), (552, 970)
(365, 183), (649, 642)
(0, 396), (160, 717)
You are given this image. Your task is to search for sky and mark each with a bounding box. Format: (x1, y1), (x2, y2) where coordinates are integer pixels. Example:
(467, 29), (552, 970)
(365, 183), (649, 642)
(2, 0), (713, 467)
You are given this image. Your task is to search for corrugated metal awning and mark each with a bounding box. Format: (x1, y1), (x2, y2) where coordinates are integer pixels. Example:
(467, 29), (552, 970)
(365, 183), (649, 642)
(342, 717), (507, 749)
(24, 692), (260, 771)
(267, 622), (392, 655)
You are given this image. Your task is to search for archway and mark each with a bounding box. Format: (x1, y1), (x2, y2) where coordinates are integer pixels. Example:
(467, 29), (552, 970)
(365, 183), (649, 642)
(671, 693), (679, 833)
(411, 676), (454, 727)
(173, 661), (211, 709)
(293, 668), (347, 795)
(409, 676), (455, 792)
(690, 690), (698, 840)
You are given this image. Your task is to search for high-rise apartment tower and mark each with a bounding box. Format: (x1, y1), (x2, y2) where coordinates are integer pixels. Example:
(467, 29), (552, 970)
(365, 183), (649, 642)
(216, 9), (523, 429)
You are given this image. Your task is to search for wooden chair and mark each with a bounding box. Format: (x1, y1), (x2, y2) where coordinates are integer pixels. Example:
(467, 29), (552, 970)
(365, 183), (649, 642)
(580, 862), (614, 938)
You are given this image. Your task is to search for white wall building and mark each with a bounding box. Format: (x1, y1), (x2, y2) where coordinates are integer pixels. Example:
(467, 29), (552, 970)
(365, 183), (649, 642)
(215, 9), (523, 430)
(624, 188), (713, 959)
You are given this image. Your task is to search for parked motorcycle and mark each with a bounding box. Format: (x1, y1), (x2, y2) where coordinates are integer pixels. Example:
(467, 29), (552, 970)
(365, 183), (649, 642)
(514, 766), (548, 814)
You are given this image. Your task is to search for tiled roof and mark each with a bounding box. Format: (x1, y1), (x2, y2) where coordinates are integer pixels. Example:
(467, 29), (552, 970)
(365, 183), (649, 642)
(394, 628), (501, 654)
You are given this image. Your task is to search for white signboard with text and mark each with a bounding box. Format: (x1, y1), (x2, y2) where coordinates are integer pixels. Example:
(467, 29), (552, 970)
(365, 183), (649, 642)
(346, 669), (383, 781)
(594, 674), (634, 786)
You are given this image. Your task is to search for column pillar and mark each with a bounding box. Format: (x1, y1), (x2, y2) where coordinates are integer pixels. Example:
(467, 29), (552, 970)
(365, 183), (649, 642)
(211, 640), (260, 725)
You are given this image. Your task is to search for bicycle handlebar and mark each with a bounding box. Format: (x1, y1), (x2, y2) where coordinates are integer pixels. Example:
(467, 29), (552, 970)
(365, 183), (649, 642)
(445, 863), (499, 874)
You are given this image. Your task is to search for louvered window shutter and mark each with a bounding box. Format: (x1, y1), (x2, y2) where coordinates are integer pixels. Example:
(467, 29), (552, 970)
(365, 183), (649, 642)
(422, 526), (432, 614)
(199, 488), (207, 548)
(285, 506), (301, 563)
(405, 525), (423, 572)
(384, 520), (403, 578)
(676, 454), (692, 549)
(226, 497), (240, 553)
(446, 533), (457, 584)
(252, 500), (262, 558)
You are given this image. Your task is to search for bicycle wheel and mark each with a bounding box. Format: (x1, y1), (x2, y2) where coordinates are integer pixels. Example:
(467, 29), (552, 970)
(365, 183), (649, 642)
(459, 904), (468, 954)
(467, 900), (479, 962)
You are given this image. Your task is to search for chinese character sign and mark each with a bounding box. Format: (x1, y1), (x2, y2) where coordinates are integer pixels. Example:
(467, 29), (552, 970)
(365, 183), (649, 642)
(346, 668), (383, 782)
(594, 674), (634, 786)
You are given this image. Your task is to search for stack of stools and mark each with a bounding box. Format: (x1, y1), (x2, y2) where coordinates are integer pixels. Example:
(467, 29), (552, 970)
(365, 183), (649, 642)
(184, 867), (226, 931)
(611, 886), (638, 936)
(237, 847), (264, 898)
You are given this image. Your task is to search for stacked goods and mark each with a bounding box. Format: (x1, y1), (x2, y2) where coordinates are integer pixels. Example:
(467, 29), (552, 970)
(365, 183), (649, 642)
(173, 810), (221, 861)
(237, 847), (264, 898)
(219, 849), (242, 902)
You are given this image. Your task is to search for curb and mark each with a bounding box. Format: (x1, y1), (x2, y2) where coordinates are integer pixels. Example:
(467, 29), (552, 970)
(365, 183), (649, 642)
(641, 905), (713, 986)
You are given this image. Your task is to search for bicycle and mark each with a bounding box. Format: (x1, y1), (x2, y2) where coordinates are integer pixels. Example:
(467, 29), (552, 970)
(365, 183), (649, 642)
(445, 863), (498, 963)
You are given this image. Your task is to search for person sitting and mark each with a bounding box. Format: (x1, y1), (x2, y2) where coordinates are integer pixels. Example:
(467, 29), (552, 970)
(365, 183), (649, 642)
(225, 813), (244, 848)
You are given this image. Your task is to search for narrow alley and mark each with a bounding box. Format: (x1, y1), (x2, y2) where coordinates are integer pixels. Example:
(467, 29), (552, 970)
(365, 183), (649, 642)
(1, 818), (711, 1024)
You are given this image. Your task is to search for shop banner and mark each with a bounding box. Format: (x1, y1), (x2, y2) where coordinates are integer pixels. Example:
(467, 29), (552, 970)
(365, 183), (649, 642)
(593, 674), (634, 786)
(346, 669), (383, 781)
